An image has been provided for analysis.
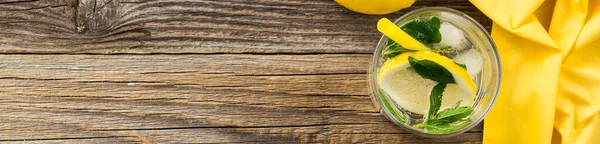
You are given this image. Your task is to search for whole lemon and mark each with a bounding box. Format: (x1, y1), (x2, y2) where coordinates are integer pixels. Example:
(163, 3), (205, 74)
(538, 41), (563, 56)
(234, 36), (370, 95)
(335, 0), (415, 15)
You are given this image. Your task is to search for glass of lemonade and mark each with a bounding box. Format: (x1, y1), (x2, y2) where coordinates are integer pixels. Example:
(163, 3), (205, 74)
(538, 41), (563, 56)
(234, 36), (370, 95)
(369, 7), (501, 137)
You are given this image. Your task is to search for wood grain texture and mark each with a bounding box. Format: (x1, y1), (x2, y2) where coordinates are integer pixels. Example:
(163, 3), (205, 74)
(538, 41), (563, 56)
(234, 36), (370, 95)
(0, 0), (491, 143)
(0, 0), (491, 54)
(0, 54), (483, 143)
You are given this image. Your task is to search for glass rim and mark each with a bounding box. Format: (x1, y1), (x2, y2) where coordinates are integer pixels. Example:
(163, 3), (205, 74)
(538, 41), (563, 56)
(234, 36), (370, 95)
(368, 7), (502, 138)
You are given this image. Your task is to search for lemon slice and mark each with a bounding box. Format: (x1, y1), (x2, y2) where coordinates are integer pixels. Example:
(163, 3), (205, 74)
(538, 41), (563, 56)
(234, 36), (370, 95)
(378, 51), (476, 114)
(377, 18), (427, 51)
(334, 0), (415, 15)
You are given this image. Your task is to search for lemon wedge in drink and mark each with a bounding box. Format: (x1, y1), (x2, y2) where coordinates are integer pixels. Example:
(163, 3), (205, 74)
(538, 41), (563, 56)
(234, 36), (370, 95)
(334, 0), (415, 15)
(378, 51), (476, 114)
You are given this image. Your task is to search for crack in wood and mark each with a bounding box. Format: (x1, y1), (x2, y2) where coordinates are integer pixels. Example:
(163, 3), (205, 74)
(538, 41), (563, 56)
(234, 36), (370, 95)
(0, 136), (132, 142)
(0, 0), (40, 5)
(0, 52), (372, 55)
(233, 72), (366, 77)
(0, 77), (70, 81)
(90, 123), (376, 131)
(0, 4), (69, 11)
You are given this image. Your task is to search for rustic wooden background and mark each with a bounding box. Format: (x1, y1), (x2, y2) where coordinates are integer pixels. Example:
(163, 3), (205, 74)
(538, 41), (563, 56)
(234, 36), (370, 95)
(0, 0), (492, 143)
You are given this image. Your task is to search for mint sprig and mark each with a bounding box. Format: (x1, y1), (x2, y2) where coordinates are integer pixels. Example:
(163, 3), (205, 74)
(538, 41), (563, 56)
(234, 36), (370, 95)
(383, 16), (442, 58)
(416, 99), (474, 133)
(401, 16), (442, 44)
(423, 101), (474, 133)
(424, 119), (472, 134)
(427, 83), (446, 120)
(408, 56), (474, 134)
(436, 101), (474, 123)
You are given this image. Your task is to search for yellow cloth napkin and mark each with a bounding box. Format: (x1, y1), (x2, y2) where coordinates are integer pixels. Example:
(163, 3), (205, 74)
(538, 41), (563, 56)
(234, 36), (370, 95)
(469, 0), (600, 143)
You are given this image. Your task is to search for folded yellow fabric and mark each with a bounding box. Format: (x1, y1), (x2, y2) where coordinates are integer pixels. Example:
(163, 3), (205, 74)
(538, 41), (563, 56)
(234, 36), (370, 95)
(469, 0), (600, 143)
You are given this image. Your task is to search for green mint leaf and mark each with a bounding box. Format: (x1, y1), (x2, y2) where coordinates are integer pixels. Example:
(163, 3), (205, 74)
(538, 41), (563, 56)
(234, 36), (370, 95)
(408, 56), (455, 83)
(378, 89), (407, 123)
(383, 50), (404, 58)
(436, 106), (474, 123)
(401, 16), (442, 44)
(427, 83), (446, 119)
(425, 119), (472, 134)
(386, 39), (401, 51)
(413, 122), (426, 129)
(383, 39), (415, 58)
(423, 120), (451, 133)
(429, 16), (441, 29)
(455, 62), (467, 70)
(417, 100), (474, 134)
(454, 100), (463, 109)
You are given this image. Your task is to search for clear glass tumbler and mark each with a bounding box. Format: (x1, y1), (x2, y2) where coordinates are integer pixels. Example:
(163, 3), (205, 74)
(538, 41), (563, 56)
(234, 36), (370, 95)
(368, 7), (502, 138)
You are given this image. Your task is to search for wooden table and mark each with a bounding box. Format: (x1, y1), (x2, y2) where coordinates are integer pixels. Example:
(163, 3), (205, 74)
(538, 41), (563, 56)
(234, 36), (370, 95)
(0, 0), (492, 143)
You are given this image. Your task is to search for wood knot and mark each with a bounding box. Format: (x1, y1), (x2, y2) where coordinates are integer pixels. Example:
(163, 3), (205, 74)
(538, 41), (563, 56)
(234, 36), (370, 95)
(75, 0), (120, 35)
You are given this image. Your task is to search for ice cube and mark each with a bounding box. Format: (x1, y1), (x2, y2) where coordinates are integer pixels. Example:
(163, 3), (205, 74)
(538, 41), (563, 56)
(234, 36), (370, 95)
(453, 49), (483, 78)
(439, 22), (469, 51)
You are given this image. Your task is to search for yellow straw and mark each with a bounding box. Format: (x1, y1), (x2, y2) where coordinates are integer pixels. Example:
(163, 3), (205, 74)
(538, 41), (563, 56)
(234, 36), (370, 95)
(377, 18), (427, 51)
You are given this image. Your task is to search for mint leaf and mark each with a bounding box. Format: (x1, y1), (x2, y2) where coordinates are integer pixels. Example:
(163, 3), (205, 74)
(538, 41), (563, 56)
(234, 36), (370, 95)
(454, 100), (463, 109)
(429, 16), (441, 29)
(425, 119), (472, 134)
(436, 106), (474, 123)
(383, 39), (415, 58)
(408, 56), (455, 83)
(382, 16), (442, 58)
(378, 89), (407, 123)
(416, 100), (475, 134)
(401, 16), (442, 44)
(455, 62), (467, 70)
(427, 83), (446, 119)
(386, 39), (402, 51)
(414, 93), (475, 134)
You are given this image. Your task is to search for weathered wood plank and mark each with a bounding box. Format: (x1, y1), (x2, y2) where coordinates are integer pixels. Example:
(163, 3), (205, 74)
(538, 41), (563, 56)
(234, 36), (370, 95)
(0, 0), (488, 143)
(0, 0), (491, 54)
(2, 138), (138, 144)
(0, 54), (482, 143)
(0, 118), (139, 143)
